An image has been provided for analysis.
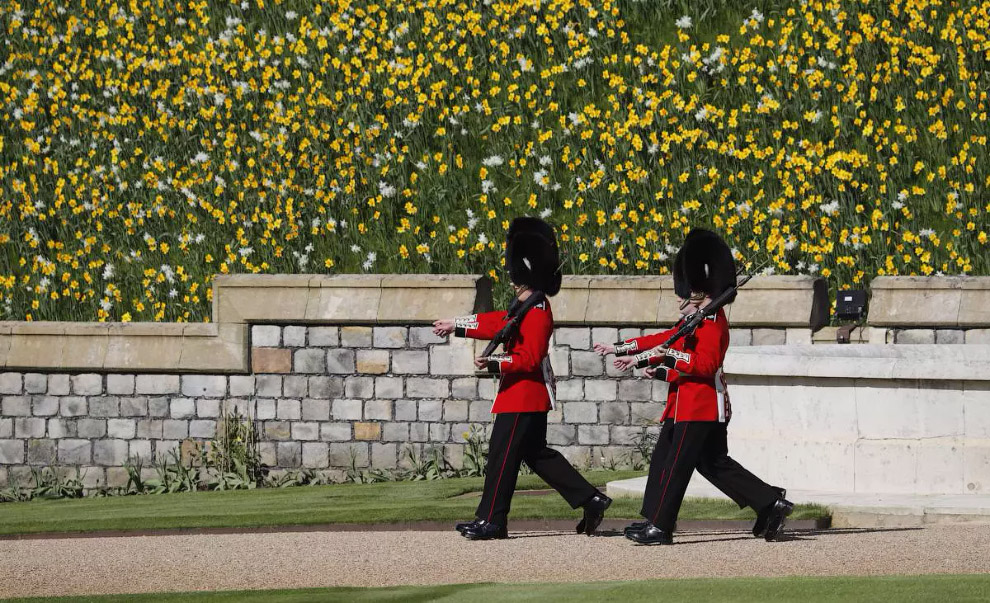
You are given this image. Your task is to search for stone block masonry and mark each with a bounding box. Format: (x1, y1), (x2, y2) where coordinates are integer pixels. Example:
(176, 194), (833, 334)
(2, 274), (985, 492)
(0, 322), (679, 487)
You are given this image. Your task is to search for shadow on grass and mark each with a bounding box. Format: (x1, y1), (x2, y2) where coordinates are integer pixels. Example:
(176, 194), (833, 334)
(13, 574), (990, 603)
(0, 471), (830, 537)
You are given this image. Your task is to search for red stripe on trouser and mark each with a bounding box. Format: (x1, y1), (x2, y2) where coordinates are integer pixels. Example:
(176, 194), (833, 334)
(645, 468), (666, 517)
(487, 414), (521, 522)
(651, 425), (688, 524)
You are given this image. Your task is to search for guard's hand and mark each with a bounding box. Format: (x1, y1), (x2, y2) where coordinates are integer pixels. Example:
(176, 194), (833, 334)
(474, 356), (488, 369)
(613, 356), (637, 371)
(593, 342), (615, 356)
(433, 319), (455, 337)
(644, 367), (657, 379)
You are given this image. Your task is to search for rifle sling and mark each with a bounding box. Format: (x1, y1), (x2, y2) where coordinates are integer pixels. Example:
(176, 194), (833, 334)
(480, 291), (546, 358)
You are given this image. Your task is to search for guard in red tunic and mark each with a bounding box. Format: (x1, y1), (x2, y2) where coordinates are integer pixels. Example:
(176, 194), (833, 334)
(595, 228), (793, 544)
(433, 217), (611, 540)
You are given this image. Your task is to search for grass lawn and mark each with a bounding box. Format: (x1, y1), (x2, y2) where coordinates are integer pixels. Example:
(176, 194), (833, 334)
(0, 471), (826, 536)
(7, 575), (989, 603)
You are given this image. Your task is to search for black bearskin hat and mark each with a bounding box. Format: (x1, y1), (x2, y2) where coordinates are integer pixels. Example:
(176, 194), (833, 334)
(506, 217), (562, 296)
(672, 228), (737, 303)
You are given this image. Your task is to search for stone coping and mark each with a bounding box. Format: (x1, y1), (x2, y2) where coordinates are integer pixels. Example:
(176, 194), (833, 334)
(555, 274), (827, 327)
(1, 275), (486, 372)
(213, 273), (484, 324)
(555, 276), (672, 325)
(871, 276), (990, 290)
(0, 322), (248, 374)
(6, 273), (985, 372)
(724, 344), (990, 381)
(724, 275), (828, 329)
(869, 276), (990, 327)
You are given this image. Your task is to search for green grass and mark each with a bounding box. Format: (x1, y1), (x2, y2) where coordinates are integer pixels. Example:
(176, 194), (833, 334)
(0, 471), (826, 535)
(7, 575), (990, 603)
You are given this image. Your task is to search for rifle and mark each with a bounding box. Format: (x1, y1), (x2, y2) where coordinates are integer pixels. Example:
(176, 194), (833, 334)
(635, 268), (762, 371)
(658, 272), (755, 350)
(479, 290), (547, 359)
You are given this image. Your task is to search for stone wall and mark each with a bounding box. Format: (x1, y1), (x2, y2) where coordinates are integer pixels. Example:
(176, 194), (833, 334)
(686, 344), (990, 497)
(0, 323), (675, 488)
(3, 273), (990, 491)
(866, 276), (990, 344)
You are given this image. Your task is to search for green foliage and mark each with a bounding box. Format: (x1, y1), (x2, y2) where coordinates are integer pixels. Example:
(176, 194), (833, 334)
(409, 445), (461, 481)
(207, 409), (263, 490)
(265, 469), (334, 488)
(631, 421), (660, 469)
(149, 448), (202, 494)
(122, 457), (149, 495)
(0, 464), (85, 502)
(0, 485), (29, 503)
(460, 424), (488, 478)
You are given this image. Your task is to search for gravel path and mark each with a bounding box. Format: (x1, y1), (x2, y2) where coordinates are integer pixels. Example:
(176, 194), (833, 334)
(2, 525), (989, 598)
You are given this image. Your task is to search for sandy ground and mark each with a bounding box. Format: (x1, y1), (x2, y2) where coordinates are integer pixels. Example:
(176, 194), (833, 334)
(2, 525), (989, 598)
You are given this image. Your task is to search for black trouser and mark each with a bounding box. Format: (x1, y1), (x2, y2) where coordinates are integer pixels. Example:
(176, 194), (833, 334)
(476, 411), (598, 526)
(640, 419), (779, 531)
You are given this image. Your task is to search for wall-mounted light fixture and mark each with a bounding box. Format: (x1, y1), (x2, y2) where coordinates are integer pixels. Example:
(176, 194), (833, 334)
(835, 289), (867, 344)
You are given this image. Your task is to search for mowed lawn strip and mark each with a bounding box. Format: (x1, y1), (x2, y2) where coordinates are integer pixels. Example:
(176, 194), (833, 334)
(0, 471), (827, 536)
(7, 575), (990, 603)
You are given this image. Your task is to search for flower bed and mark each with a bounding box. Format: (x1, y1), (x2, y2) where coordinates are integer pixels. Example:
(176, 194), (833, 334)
(1, 0), (987, 321)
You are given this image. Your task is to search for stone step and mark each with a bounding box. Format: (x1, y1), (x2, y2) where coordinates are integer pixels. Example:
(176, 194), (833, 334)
(606, 476), (990, 528)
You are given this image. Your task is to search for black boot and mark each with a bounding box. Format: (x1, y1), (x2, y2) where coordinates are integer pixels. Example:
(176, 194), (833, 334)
(753, 487), (787, 537)
(575, 492), (612, 536)
(762, 497), (794, 542)
(625, 520), (676, 536)
(455, 518), (482, 534)
(622, 521), (677, 536)
(461, 519), (508, 541)
(625, 522), (673, 545)
(623, 521), (648, 536)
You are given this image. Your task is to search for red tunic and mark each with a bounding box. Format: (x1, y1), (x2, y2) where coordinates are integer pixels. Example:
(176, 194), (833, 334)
(616, 309), (731, 423)
(454, 300), (556, 414)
